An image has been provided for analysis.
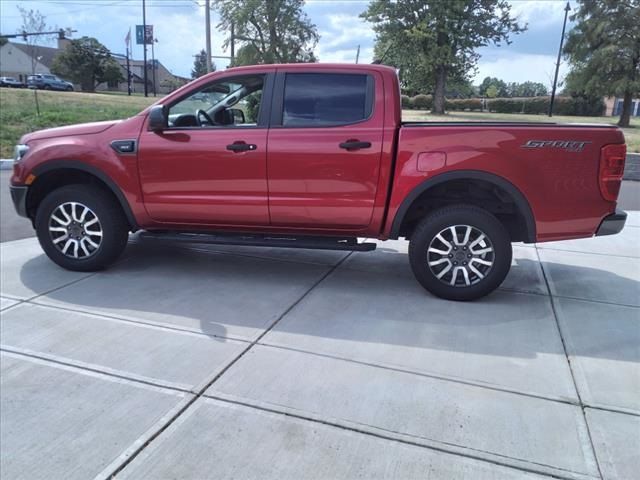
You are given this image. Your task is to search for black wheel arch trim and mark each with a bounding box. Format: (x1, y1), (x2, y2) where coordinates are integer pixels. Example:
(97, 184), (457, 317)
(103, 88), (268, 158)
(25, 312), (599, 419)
(30, 160), (139, 231)
(389, 170), (536, 242)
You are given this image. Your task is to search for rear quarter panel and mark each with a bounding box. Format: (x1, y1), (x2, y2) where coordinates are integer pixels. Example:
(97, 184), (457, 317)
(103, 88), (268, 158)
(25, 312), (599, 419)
(386, 124), (625, 241)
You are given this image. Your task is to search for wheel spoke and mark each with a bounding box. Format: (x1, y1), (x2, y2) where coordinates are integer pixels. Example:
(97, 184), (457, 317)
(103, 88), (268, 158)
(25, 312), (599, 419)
(428, 258), (450, 267)
(86, 230), (103, 237)
(84, 236), (99, 248)
(51, 214), (70, 226)
(49, 226), (67, 233)
(52, 234), (68, 245)
(436, 262), (452, 279)
(84, 217), (99, 228)
(79, 238), (91, 257)
(468, 263), (485, 279)
(470, 246), (493, 255)
(61, 239), (73, 255)
(435, 233), (452, 252)
(449, 266), (460, 285)
(471, 257), (493, 267)
(428, 247), (449, 255)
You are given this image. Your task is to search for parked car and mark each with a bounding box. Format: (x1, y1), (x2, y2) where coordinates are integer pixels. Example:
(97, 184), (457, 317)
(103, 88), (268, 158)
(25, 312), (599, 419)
(9, 64), (627, 300)
(0, 76), (25, 88)
(27, 74), (74, 91)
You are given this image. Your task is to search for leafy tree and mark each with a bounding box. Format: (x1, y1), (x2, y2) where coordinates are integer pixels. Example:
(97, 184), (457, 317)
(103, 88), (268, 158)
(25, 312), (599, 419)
(51, 37), (123, 92)
(564, 0), (640, 127)
(479, 76), (508, 97)
(363, 0), (525, 114)
(214, 0), (318, 65)
(485, 85), (499, 98)
(191, 49), (212, 79)
(17, 7), (57, 75)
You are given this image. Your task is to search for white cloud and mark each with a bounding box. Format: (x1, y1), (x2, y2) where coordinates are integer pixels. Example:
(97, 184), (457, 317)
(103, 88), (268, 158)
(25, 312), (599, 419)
(473, 52), (569, 87)
(508, 0), (570, 27)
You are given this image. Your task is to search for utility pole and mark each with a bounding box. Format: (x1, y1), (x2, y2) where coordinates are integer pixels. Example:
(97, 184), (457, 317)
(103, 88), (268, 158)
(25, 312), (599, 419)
(205, 0), (212, 72)
(549, 2), (571, 117)
(151, 38), (157, 96)
(126, 45), (132, 95)
(142, 0), (148, 97)
(355, 44), (360, 64)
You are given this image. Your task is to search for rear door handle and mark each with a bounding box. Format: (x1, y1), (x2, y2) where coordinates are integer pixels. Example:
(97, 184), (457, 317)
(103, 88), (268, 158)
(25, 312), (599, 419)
(226, 142), (257, 152)
(339, 140), (371, 150)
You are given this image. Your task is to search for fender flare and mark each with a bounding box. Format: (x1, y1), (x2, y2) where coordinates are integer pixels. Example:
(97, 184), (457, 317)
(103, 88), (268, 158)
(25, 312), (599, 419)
(31, 160), (139, 230)
(389, 170), (536, 242)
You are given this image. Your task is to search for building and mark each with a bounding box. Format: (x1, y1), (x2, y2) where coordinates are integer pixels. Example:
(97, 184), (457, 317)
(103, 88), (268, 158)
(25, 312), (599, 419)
(0, 36), (187, 94)
(604, 96), (640, 117)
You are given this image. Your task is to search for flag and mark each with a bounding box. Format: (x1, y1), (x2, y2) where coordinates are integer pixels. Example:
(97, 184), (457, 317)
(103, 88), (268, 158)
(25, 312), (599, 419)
(125, 28), (131, 49)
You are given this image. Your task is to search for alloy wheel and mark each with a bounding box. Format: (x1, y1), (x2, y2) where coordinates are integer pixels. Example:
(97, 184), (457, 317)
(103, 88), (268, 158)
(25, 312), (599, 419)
(427, 224), (495, 287)
(49, 202), (103, 259)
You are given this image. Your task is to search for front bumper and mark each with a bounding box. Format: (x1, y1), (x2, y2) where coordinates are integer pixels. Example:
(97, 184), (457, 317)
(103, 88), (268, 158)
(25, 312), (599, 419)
(596, 208), (627, 236)
(10, 185), (29, 218)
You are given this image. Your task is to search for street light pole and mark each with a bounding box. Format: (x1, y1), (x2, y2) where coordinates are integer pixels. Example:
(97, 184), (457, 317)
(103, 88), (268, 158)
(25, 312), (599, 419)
(205, 0), (212, 72)
(151, 38), (157, 97)
(142, 0), (148, 97)
(549, 2), (571, 117)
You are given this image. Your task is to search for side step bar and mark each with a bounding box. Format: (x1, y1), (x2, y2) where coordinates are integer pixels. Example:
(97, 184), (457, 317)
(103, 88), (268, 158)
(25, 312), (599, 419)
(138, 231), (377, 252)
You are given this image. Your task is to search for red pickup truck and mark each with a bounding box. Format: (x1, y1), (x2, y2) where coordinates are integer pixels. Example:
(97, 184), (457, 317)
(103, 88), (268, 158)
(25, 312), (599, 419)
(10, 63), (627, 300)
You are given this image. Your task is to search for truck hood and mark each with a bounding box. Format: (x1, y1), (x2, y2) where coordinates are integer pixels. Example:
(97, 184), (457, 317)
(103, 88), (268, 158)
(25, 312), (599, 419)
(22, 120), (120, 143)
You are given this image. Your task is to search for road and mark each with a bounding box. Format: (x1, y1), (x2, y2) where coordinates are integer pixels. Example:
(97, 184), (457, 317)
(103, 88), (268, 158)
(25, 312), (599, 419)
(1, 170), (639, 243)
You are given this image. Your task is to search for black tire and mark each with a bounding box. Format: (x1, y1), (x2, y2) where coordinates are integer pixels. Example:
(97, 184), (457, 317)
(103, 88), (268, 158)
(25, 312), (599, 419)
(408, 205), (512, 301)
(42, 85), (50, 90)
(35, 185), (129, 272)
(66, 86), (73, 91)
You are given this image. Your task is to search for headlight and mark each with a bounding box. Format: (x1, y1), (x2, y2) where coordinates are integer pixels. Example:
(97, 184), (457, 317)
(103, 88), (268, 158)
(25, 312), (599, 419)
(13, 144), (29, 164)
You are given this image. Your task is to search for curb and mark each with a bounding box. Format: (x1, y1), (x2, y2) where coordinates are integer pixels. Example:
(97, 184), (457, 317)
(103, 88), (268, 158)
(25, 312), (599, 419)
(0, 159), (13, 170)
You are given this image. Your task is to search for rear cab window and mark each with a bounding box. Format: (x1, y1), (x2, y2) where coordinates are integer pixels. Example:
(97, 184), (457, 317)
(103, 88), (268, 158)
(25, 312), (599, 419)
(281, 73), (374, 127)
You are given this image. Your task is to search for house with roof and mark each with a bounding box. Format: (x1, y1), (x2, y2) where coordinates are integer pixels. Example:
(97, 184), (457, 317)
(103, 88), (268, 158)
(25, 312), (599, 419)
(0, 36), (187, 94)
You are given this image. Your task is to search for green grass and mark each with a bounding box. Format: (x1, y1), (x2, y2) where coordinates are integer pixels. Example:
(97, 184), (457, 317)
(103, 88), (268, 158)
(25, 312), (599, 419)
(0, 88), (156, 158)
(1, 87), (637, 157)
(402, 110), (640, 153)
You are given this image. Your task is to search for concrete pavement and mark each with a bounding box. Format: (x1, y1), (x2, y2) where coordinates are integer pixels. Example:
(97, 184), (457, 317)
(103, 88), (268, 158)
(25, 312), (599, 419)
(1, 214), (638, 479)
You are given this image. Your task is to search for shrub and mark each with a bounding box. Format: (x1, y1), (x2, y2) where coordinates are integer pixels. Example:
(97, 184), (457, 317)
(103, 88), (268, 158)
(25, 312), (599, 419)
(401, 94), (413, 109)
(445, 98), (483, 111)
(411, 94), (433, 110)
(487, 96), (604, 116)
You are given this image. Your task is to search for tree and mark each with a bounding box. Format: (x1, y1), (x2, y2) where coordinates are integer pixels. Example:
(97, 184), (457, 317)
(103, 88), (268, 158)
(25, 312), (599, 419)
(192, 49), (212, 79)
(479, 76), (508, 97)
(17, 7), (57, 75)
(51, 37), (123, 92)
(564, 0), (640, 127)
(362, 0), (525, 114)
(214, 0), (318, 65)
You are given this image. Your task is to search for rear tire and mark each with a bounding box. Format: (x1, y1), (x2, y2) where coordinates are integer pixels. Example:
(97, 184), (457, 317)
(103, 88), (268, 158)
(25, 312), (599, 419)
(35, 185), (129, 271)
(408, 205), (512, 301)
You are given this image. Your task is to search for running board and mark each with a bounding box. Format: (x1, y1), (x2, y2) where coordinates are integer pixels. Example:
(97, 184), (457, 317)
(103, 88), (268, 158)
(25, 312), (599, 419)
(138, 231), (377, 252)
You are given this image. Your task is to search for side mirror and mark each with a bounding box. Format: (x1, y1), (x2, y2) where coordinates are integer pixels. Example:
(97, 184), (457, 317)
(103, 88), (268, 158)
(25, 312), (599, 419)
(148, 105), (167, 131)
(229, 108), (245, 124)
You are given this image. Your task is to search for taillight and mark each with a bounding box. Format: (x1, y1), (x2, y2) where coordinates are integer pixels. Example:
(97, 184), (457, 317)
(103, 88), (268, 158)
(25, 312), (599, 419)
(599, 144), (626, 202)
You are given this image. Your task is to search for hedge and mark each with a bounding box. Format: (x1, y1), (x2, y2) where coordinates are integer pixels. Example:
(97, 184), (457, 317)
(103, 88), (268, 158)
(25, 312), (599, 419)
(486, 96), (604, 116)
(403, 94), (604, 116)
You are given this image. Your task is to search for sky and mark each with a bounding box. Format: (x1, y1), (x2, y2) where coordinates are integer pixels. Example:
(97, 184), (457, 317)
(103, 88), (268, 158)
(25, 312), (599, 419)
(0, 0), (574, 88)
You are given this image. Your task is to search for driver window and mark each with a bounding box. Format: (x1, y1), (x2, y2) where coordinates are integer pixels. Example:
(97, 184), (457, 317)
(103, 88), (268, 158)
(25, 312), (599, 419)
(167, 74), (264, 128)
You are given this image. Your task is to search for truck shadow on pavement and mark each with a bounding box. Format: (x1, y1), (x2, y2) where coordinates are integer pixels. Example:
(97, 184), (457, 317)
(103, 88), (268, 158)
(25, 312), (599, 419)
(18, 238), (640, 364)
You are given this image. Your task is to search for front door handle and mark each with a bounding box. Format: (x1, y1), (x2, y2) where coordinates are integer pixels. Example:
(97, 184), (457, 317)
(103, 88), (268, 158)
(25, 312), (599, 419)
(226, 142), (257, 152)
(339, 140), (371, 150)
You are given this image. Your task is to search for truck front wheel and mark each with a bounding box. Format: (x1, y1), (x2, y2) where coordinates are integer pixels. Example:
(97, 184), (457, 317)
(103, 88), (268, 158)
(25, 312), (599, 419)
(35, 185), (129, 271)
(408, 205), (512, 301)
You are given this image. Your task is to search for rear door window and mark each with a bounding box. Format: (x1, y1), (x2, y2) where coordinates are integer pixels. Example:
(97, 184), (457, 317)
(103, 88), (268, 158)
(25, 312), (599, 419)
(282, 73), (372, 127)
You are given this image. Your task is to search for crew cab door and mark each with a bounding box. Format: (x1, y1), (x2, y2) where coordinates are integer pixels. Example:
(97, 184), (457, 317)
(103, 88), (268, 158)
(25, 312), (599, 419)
(137, 73), (272, 225)
(266, 70), (384, 229)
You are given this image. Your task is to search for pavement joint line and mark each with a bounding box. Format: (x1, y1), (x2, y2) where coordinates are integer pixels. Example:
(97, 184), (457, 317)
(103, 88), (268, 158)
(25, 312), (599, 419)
(0, 348), (189, 396)
(535, 246), (604, 480)
(536, 246), (639, 260)
(17, 299), (253, 344)
(203, 393), (597, 480)
(255, 341), (582, 407)
(104, 251), (355, 479)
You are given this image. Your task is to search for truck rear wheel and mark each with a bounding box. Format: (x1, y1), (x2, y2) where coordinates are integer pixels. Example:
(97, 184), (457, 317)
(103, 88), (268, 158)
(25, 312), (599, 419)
(408, 205), (512, 301)
(35, 185), (129, 272)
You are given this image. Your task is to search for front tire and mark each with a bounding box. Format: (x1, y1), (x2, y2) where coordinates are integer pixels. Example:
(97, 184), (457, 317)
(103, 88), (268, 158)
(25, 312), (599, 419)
(35, 185), (129, 271)
(408, 205), (512, 301)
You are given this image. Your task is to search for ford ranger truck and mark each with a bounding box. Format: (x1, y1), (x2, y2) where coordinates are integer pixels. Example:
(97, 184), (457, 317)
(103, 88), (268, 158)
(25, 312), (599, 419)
(10, 64), (627, 301)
